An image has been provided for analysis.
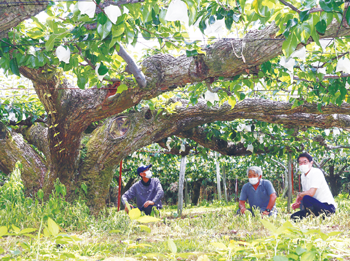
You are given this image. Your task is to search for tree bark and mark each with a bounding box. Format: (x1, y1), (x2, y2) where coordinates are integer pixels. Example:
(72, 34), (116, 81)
(191, 178), (203, 205)
(0, 0), (48, 38)
(327, 164), (348, 197)
(0, 122), (46, 195)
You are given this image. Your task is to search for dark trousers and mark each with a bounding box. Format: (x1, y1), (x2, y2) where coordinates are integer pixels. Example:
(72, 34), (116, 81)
(291, 195), (335, 220)
(139, 205), (157, 215)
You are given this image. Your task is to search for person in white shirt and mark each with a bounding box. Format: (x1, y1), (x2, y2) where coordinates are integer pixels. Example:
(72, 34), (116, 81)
(291, 153), (336, 220)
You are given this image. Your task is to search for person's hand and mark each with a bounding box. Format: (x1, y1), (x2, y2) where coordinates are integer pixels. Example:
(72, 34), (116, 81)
(296, 193), (302, 202)
(125, 205), (129, 214)
(262, 210), (269, 216)
(240, 208), (246, 214)
(292, 202), (301, 210)
(143, 201), (154, 208)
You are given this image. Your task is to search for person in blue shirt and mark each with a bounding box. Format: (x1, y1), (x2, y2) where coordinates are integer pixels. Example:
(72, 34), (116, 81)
(238, 166), (277, 217)
(122, 164), (164, 215)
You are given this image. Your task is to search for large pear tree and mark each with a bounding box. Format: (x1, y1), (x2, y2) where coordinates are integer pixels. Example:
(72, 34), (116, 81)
(1, 0), (350, 212)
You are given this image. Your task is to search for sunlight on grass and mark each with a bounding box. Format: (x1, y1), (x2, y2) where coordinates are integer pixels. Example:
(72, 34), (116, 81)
(1, 166), (350, 260)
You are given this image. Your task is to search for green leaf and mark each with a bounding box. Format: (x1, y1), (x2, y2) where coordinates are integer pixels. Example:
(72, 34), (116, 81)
(228, 96), (236, 108)
(239, 0), (246, 11)
(12, 225), (20, 233)
(129, 208), (141, 220)
(252, 0), (259, 14)
(112, 25), (124, 38)
(136, 215), (160, 223)
(319, 0), (333, 12)
(300, 251), (316, 261)
(168, 238), (177, 254)
(260, 219), (277, 234)
(37, 189), (44, 200)
(346, 8), (350, 26)
(10, 58), (20, 76)
(282, 32), (298, 58)
(186, 0), (197, 25)
(142, 3), (152, 23)
(315, 20), (326, 34)
(97, 20), (112, 40)
(48, 217), (60, 236)
(273, 256), (288, 261)
(209, 15), (215, 24)
(141, 30), (151, 40)
(138, 225), (151, 233)
(109, 229), (122, 233)
(0, 226), (8, 237)
(225, 16), (233, 30)
(45, 31), (70, 51)
(211, 242), (227, 250)
(299, 10), (310, 22)
(296, 246), (307, 255)
(97, 13), (107, 25)
(186, 49), (198, 57)
(98, 62), (108, 75)
(19, 228), (37, 234)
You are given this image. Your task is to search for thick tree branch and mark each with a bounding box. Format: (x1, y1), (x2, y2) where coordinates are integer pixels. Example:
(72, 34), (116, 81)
(314, 135), (350, 150)
(294, 73), (350, 82)
(338, 164), (349, 176)
(0, 0), (48, 38)
(16, 123), (51, 167)
(117, 45), (147, 88)
(0, 122), (47, 194)
(313, 160), (328, 176)
(8, 117), (46, 126)
(157, 139), (195, 156)
(271, 158), (288, 172)
(279, 0), (300, 13)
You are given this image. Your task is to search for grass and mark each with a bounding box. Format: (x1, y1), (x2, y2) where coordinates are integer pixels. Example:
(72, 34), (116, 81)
(1, 166), (350, 260)
(1, 196), (350, 260)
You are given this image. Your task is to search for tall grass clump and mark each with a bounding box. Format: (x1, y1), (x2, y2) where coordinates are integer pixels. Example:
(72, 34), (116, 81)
(0, 163), (130, 234)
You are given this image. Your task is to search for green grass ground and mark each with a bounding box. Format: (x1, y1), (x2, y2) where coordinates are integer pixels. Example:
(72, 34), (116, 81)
(1, 195), (350, 260)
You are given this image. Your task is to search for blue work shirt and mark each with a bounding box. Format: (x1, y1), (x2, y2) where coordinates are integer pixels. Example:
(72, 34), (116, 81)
(239, 179), (276, 212)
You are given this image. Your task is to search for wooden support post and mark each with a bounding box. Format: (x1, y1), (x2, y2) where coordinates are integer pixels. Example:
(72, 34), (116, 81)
(287, 153), (292, 213)
(177, 156), (187, 216)
(117, 160), (123, 211)
(215, 152), (222, 200)
(222, 164), (228, 202)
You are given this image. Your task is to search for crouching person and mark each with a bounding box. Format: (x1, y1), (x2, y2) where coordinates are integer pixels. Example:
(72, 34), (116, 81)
(122, 164), (164, 216)
(291, 153), (336, 220)
(238, 166), (277, 217)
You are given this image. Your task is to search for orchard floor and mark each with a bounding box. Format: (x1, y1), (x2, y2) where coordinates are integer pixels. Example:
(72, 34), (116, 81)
(1, 196), (350, 260)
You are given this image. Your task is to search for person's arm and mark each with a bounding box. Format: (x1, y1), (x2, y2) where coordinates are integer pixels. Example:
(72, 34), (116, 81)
(151, 180), (164, 204)
(239, 200), (247, 214)
(298, 188), (317, 199)
(238, 184), (248, 214)
(122, 185), (137, 213)
(262, 193), (277, 215)
(292, 188), (317, 210)
(144, 179), (164, 208)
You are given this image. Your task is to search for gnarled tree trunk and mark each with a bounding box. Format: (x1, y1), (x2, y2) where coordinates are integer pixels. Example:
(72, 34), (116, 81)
(1, 15), (350, 214)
